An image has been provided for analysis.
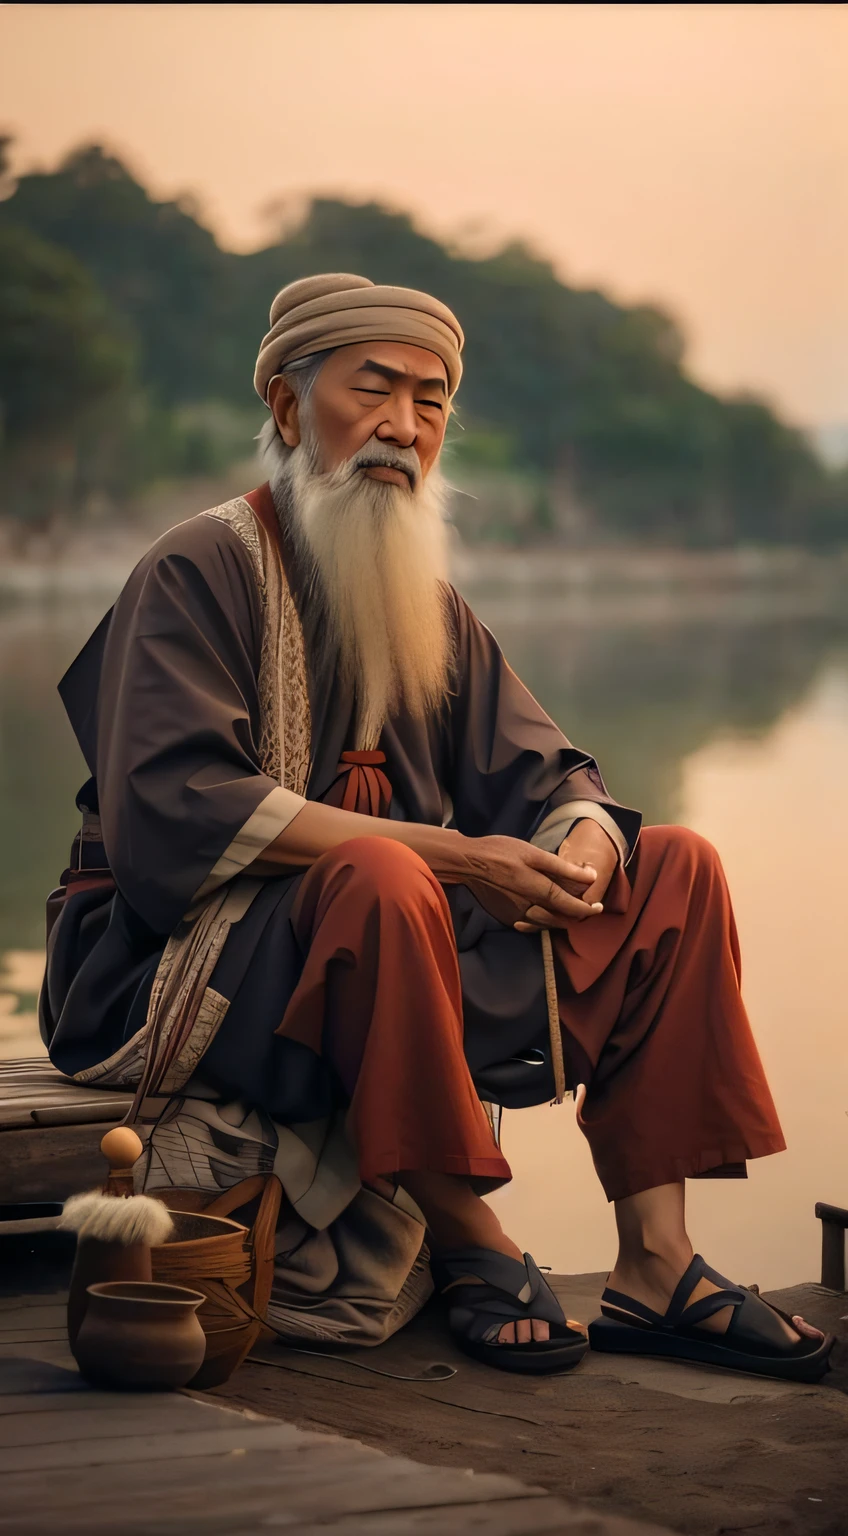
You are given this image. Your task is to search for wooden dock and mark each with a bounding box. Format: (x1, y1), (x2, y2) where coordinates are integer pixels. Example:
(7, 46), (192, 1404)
(0, 1058), (133, 1205)
(0, 1289), (670, 1535)
(1, 1059), (847, 1532)
(214, 1272), (848, 1536)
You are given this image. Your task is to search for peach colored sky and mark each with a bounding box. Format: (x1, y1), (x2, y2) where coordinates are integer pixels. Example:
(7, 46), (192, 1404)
(1, 4), (846, 426)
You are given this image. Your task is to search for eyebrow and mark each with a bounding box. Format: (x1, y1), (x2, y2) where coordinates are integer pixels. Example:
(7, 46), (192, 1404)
(355, 359), (447, 396)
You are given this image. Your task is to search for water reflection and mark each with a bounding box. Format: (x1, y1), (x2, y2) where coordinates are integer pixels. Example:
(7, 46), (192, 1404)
(480, 597), (848, 827)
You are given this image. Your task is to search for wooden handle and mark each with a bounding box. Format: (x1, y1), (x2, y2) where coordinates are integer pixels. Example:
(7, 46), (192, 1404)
(100, 1125), (144, 1196)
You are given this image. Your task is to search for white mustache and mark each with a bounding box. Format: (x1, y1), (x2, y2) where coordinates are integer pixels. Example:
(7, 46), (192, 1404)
(345, 439), (421, 492)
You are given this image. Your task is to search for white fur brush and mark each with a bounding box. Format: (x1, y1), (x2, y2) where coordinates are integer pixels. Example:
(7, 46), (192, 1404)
(59, 1191), (174, 1246)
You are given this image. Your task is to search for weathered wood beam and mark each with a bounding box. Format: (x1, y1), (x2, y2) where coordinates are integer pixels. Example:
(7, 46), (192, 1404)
(815, 1201), (848, 1291)
(0, 1123), (110, 1204)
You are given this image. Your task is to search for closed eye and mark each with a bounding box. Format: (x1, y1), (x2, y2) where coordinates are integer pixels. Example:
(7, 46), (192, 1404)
(353, 386), (442, 412)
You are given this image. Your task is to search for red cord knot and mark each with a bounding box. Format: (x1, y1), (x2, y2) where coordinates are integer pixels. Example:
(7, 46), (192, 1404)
(322, 750), (393, 817)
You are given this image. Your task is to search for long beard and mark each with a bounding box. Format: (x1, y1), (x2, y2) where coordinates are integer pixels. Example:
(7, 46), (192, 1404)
(268, 432), (455, 749)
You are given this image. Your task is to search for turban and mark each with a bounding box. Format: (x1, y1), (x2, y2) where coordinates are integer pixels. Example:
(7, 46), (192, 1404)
(254, 273), (464, 404)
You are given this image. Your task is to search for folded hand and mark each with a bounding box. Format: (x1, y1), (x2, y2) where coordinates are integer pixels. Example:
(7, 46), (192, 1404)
(455, 834), (604, 932)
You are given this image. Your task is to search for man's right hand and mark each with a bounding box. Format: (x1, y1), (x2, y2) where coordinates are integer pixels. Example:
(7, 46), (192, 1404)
(449, 834), (603, 931)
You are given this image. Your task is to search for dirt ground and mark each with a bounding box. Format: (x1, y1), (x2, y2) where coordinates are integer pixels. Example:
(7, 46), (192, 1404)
(212, 1273), (848, 1536)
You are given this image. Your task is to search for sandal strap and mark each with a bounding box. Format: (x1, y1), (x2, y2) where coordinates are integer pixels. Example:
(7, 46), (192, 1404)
(600, 1254), (746, 1334)
(664, 1254), (743, 1324)
(432, 1247), (569, 1346)
(599, 1287), (666, 1328)
(600, 1255), (824, 1358)
(432, 1247), (548, 1304)
(679, 1291), (742, 1328)
(726, 1287), (822, 1355)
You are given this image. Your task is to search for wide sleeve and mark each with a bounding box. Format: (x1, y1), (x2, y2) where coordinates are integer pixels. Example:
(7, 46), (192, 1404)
(443, 586), (641, 859)
(91, 518), (305, 933)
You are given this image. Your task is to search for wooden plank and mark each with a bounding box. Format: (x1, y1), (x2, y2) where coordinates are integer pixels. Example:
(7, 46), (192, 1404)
(6, 1104), (129, 1129)
(0, 1420), (319, 1473)
(0, 1059), (132, 1130)
(0, 1122), (112, 1201)
(0, 1442), (549, 1514)
(0, 1058), (58, 1069)
(0, 1081), (115, 1097)
(0, 1342), (75, 1366)
(0, 1446), (669, 1536)
(0, 1088), (129, 1106)
(0, 1388), (181, 1415)
(279, 1502), (619, 1535)
(0, 1308), (67, 1333)
(0, 1064), (60, 1080)
(0, 1292), (66, 1315)
(29, 1105), (129, 1129)
(0, 1328), (66, 1344)
(0, 1085), (83, 1099)
(0, 1060), (125, 1083)
(0, 1357), (86, 1394)
(1, 1400), (250, 1447)
(0, 1296), (75, 1366)
(0, 1215), (60, 1235)
(821, 1221), (846, 1291)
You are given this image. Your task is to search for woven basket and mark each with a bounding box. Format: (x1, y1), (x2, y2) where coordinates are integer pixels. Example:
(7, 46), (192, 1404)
(149, 1174), (282, 1388)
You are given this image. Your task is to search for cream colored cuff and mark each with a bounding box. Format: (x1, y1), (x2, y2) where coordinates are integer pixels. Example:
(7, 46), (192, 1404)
(530, 800), (628, 867)
(193, 785), (307, 901)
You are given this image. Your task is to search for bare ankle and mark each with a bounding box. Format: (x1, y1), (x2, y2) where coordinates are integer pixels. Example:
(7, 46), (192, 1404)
(612, 1239), (694, 1292)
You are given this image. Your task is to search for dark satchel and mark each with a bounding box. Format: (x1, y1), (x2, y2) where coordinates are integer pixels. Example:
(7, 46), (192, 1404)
(472, 1042), (557, 1109)
(45, 777), (116, 944)
(41, 778), (116, 1045)
(472, 929), (566, 1109)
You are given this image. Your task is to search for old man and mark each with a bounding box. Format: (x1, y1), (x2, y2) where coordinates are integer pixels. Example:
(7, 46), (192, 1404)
(42, 274), (829, 1380)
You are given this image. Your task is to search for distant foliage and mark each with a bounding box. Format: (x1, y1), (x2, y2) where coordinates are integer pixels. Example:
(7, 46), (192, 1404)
(0, 221), (134, 532)
(0, 141), (845, 545)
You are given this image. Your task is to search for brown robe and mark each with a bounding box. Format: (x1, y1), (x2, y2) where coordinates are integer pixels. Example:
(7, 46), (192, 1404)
(41, 485), (640, 1125)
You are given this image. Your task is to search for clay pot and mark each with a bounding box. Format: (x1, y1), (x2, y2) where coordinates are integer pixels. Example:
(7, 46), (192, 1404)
(72, 1281), (206, 1391)
(67, 1238), (152, 1348)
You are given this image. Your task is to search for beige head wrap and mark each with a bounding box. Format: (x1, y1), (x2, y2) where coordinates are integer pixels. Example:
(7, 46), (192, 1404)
(254, 273), (464, 403)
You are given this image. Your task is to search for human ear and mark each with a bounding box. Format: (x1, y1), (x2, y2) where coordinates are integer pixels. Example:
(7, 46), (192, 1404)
(268, 375), (301, 448)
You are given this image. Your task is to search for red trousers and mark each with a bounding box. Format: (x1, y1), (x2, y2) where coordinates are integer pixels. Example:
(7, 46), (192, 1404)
(279, 828), (785, 1202)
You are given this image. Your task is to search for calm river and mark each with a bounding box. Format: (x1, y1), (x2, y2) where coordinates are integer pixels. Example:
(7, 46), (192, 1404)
(1, 567), (846, 1290)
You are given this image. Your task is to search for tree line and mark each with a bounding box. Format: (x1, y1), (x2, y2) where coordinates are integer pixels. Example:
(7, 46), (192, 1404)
(1, 139), (845, 546)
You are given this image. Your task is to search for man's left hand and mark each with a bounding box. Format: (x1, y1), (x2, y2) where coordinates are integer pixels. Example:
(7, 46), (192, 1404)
(557, 819), (618, 906)
(513, 818), (619, 932)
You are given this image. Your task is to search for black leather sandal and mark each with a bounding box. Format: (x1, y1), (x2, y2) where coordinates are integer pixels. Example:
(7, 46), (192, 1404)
(588, 1254), (833, 1383)
(431, 1247), (589, 1375)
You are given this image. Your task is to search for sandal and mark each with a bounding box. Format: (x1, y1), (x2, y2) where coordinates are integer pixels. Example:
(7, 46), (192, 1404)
(588, 1254), (834, 1383)
(431, 1247), (589, 1375)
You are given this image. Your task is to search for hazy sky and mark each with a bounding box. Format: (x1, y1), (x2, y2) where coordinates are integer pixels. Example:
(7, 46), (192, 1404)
(1, 4), (846, 426)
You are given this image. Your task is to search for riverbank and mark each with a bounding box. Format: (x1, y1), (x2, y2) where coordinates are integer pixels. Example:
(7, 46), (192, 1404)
(2, 508), (847, 609)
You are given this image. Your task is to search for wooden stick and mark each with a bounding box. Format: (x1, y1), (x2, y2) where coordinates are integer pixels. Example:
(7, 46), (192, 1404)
(541, 929), (566, 1104)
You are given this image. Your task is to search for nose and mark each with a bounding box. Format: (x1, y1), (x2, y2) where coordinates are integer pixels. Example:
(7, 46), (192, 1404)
(374, 393), (417, 449)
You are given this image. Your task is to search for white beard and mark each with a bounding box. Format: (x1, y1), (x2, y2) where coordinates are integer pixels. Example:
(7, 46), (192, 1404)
(267, 430), (454, 749)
